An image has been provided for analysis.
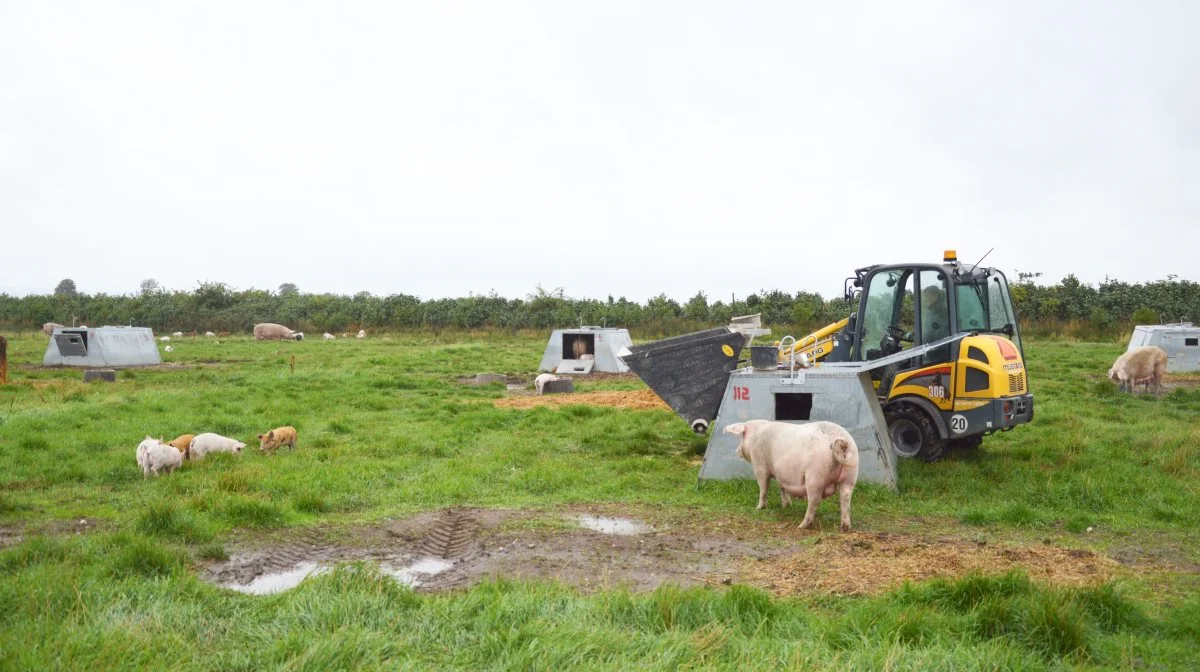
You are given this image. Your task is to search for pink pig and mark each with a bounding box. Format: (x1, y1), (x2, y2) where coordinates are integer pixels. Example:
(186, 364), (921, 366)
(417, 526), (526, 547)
(726, 420), (860, 531)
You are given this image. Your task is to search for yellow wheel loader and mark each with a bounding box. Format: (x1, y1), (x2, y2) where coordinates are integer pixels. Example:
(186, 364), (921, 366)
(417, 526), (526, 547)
(778, 249), (1032, 461)
(620, 251), (1032, 472)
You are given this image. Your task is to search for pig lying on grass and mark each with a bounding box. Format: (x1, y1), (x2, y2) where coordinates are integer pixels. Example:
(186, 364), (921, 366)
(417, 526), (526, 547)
(726, 420), (860, 531)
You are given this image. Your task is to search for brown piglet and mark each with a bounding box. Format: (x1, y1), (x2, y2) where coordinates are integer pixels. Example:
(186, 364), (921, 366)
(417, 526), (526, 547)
(167, 434), (195, 454)
(258, 426), (298, 453)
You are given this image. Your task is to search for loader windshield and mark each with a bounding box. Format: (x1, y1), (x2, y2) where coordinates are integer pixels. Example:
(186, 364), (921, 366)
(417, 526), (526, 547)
(954, 271), (1023, 353)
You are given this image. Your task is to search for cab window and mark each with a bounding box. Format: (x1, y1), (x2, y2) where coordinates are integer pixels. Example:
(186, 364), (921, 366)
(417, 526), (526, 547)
(919, 270), (950, 364)
(858, 270), (914, 361)
(956, 284), (988, 332)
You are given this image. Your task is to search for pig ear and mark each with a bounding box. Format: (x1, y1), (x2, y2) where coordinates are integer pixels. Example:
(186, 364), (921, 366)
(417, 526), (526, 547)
(257, 434), (263, 440)
(724, 422), (746, 436)
(268, 431), (275, 440)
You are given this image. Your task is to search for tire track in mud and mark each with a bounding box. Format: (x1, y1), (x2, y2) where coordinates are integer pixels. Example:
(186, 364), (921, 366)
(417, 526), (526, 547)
(419, 510), (477, 559)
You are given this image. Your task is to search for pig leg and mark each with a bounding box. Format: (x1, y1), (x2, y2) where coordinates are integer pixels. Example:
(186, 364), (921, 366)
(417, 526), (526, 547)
(780, 490), (791, 508)
(838, 482), (854, 532)
(798, 481), (825, 529)
(755, 471), (770, 510)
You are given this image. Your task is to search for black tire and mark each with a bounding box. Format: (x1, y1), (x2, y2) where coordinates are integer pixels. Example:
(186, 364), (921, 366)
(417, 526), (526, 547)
(884, 406), (946, 462)
(948, 435), (983, 451)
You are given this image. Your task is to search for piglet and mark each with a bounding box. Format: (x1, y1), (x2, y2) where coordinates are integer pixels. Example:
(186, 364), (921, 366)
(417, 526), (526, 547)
(534, 373), (559, 395)
(257, 426), (297, 453)
(143, 441), (183, 478)
(726, 420), (860, 531)
(187, 433), (245, 460)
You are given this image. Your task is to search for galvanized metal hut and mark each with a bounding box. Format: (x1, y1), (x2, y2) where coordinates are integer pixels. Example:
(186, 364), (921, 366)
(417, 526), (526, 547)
(538, 327), (634, 374)
(43, 326), (162, 367)
(1127, 322), (1200, 373)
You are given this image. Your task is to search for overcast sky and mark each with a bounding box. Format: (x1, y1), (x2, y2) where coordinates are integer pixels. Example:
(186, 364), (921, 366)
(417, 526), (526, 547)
(1, 2), (1197, 302)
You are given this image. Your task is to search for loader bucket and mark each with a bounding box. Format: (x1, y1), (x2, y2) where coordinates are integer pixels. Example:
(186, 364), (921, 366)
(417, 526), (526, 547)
(619, 328), (748, 431)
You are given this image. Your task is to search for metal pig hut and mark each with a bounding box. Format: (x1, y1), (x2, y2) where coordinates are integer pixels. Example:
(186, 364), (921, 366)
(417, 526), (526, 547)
(1127, 322), (1200, 372)
(43, 326), (162, 367)
(538, 327), (634, 374)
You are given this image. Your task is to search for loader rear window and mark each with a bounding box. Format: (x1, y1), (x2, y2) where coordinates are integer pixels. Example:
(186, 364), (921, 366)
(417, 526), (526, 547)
(1187, 338), (1198, 347)
(775, 393), (813, 421)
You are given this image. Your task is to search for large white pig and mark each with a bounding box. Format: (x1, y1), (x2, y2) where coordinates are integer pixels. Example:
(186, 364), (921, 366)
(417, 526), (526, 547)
(253, 323), (302, 341)
(726, 420), (860, 531)
(187, 433), (245, 460)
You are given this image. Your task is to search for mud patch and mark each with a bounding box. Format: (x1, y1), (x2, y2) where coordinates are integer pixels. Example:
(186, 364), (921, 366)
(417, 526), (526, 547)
(419, 509), (479, 558)
(0, 526), (23, 550)
(201, 509), (1130, 596)
(202, 508), (776, 594)
(495, 388), (668, 410)
(1162, 373), (1200, 392)
(742, 532), (1120, 596)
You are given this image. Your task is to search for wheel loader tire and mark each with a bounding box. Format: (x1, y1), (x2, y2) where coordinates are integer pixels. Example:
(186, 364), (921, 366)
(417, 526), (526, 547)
(884, 406), (946, 462)
(948, 435), (983, 451)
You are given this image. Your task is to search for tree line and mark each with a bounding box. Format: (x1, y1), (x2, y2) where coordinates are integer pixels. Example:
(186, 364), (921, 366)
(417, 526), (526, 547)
(2, 274), (1197, 337)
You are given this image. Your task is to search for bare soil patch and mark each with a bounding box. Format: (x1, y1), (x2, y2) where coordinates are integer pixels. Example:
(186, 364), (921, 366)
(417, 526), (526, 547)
(202, 508), (1126, 596)
(495, 389), (668, 411)
(1162, 373), (1200, 392)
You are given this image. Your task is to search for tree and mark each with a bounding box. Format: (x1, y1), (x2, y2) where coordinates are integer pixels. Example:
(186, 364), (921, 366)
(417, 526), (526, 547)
(140, 278), (161, 295)
(54, 279), (77, 297)
(683, 292), (709, 322)
(279, 283), (299, 297)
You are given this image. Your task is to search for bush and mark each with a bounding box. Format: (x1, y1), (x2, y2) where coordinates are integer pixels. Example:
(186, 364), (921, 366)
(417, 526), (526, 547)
(1131, 307), (1158, 325)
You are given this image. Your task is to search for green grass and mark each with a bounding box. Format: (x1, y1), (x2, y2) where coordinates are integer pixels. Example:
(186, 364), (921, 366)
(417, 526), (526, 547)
(0, 331), (1198, 669)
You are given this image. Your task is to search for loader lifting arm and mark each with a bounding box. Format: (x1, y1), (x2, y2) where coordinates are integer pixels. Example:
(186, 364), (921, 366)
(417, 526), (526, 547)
(776, 317), (850, 365)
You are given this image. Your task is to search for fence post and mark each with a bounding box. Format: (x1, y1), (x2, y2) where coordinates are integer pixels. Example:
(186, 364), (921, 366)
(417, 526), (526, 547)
(0, 335), (8, 385)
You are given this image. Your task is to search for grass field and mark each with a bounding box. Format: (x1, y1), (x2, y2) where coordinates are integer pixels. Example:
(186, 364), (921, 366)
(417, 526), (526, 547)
(1, 331), (1198, 670)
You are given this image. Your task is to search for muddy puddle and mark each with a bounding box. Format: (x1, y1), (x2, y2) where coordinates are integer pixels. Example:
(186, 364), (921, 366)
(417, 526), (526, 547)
(577, 515), (652, 535)
(202, 508), (1122, 597)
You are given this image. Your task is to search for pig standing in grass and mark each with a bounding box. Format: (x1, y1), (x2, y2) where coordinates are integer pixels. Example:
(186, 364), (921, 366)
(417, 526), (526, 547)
(1108, 346), (1168, 394)
(166, 434), (194, 454)
(187, 433), (245, 460)
(257, 426), (297, 453)
(135, 436), (157, 471)
(143, 441), (183, 478)
(136, 436), (182, 477)
(42, 322), (63, 337)
(535, 373), (559, 395)
(726, 420), (860, 531)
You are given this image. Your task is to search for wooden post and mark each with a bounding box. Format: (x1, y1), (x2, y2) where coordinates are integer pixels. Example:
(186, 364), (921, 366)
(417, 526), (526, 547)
(290, 355), (295, 374)
(0, 335), (8, 385)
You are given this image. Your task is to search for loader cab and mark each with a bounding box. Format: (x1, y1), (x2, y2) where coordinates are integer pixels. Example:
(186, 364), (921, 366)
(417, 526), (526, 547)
(849, 261), (1024, 365)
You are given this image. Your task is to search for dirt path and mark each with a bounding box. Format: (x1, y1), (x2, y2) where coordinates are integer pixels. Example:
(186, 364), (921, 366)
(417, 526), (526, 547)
(494, 389), (668, 410)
